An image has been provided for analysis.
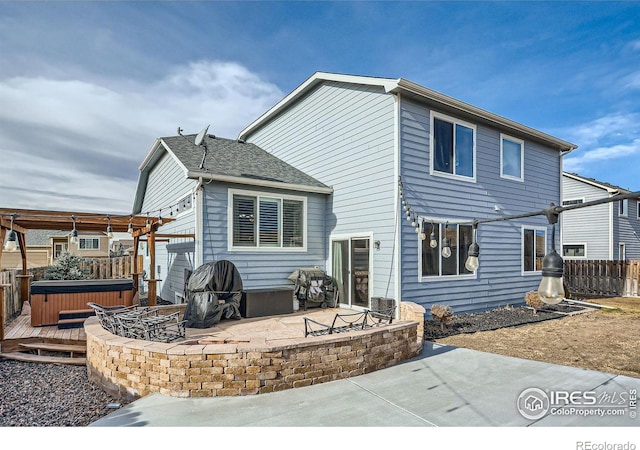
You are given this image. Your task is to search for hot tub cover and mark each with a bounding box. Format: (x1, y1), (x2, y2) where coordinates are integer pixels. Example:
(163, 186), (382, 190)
(183, 260), (243, 328)
(30, 279), (134, 295)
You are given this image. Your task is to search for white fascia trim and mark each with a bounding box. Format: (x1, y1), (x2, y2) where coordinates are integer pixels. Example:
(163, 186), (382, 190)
(238, 72), (399, 140)
(562, 172), (619, 194)
(393, 79), (578, 153)
(186, 171), (334, 195)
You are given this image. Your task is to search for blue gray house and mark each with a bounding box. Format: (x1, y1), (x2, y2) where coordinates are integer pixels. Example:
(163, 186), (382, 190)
(134, 72), (577, 315)
(561, 172), (640, 260)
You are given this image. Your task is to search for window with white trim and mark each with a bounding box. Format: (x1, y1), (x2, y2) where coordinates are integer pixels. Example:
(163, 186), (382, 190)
(562, 244), (586, 258)
(231, 191), (305, 249)
(619, 199), (628, 217)
(431, 113), (475, 179)
(522, 227), (546, 273)
(637, 201), (640, 220)
(562, 198), (584, 206)
(420, 221), (474, 278)
(500, 134), (524, 181)
(79, 238), (99, 250)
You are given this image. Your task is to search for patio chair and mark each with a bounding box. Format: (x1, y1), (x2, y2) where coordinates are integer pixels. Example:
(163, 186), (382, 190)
(87, 302), (137, 334)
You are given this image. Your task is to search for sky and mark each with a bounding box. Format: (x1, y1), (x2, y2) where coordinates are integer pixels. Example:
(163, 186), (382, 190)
(1, 0), (640, 215)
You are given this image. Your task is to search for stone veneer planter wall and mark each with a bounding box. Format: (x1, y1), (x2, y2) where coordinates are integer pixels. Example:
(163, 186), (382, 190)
(86, 303), (425, 401)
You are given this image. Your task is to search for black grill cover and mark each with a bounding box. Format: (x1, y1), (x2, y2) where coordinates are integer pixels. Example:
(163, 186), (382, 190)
(183, 260), (243, 328)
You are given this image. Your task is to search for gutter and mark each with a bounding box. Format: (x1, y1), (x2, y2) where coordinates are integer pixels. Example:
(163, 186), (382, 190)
(186, 171), (334, 195)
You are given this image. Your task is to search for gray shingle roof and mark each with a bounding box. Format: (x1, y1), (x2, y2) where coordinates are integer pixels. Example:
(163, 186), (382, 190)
(161, 134), (329, 190)
(564, 172), (631, 193)
(25, 230), (68, 246)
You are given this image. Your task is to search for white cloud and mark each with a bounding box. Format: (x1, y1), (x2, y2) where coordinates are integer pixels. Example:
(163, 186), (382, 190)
(0, 60), (284, 213)
(563, 139), (640, 173)
(561, 112), (640, 148)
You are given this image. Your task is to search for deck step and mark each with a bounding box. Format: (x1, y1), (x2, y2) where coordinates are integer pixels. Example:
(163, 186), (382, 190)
(19, 343), (86, 357)
(59, 309), (95, 320)
(57, 318), (87, 329)
(0, 352), (86, 366)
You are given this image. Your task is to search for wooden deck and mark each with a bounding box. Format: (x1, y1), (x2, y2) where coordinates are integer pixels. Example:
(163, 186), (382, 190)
(1, 313), (86, 353)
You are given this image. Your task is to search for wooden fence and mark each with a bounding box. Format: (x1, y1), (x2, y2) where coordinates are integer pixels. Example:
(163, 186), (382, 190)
(1, 255), (137, 330)
(564, 259), (640, 297)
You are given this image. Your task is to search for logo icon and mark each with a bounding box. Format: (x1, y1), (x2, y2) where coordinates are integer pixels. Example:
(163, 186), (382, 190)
(517, 388), (550, 420)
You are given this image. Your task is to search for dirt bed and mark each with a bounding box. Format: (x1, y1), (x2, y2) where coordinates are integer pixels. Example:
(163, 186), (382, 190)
(427, 298), (640, 379)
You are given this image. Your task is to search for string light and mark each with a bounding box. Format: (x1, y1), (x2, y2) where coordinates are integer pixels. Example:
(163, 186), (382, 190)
(3, 213), (17, 252)
(106, 215), (114, 239)
(441, 222), (452, 258)
(429, 223), (438, 249)
(465, 222), (480, 272)
(70, 216), (78, 245)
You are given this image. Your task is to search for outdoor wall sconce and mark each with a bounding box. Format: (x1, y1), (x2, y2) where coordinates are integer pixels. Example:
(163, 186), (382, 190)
(374, 240), (381, 250)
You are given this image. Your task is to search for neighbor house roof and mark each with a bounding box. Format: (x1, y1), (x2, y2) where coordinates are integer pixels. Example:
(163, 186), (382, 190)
(133, 135), (332, 214)
(25, 230), (68, 246)
(238, 71), (578, 153)
(563, 172), (630, 194)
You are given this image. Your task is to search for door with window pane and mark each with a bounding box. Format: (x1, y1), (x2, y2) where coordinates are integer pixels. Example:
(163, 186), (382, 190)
(331, 237), (370, 308)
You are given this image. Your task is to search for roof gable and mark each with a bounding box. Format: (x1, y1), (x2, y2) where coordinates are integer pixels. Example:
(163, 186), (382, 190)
(133, 134), (332, 213)
(239, 71), (577, 152)
(563, 172), (628, 194)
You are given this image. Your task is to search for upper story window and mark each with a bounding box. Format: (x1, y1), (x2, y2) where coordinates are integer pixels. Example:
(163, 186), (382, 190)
(431, 112), (476, 181)
(562, 198), (584, 206)
(500, 134), (524, 181)
(175, 194), (192, 215)
(637, 201), (640, 220)
(79, 238), (99, 250)
(619, 199), (628, 217)
(230, 189), (306, 251)
(522, 227), (546, 274)
(420, 221), (474, 279)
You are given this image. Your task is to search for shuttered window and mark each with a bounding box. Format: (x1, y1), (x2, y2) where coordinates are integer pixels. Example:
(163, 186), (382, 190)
(231, 191), (305, 249)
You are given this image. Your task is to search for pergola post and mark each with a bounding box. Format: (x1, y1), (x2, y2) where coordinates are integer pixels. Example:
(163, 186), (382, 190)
(147, 229), (157, 307)
(16, 231), (31, 305)
(0, 226), (5, 340)
(132, 234), (140, 298)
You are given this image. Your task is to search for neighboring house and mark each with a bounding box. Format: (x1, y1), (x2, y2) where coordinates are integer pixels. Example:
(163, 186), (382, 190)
(1, 229), (110, 269)
(134, 72), (576, 314)
(561, 172), (640, 260)
(110, 238), (134, 257)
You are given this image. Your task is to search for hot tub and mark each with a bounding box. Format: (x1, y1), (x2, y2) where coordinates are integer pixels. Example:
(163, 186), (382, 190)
(30, 279), (134, 327)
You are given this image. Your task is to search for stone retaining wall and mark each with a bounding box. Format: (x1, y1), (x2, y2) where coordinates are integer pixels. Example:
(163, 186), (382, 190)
(86, 317), (421, 401)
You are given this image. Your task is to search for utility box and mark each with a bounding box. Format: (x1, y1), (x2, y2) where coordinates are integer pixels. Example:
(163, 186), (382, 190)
(240, 287), (294, 318)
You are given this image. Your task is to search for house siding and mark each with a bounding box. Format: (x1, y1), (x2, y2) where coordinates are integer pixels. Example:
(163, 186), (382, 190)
(561, 176), (612, 260)
(139, 151), (197, 303)
(201, 182), (326, 289)
(399, 97), (561, 314)
(612, 193), (640, 260)
(245, 81), (398, 302)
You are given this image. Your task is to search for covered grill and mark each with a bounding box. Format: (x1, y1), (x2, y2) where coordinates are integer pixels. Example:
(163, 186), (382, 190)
(183, 260), (243, 328)
(288, 268), (338, 310)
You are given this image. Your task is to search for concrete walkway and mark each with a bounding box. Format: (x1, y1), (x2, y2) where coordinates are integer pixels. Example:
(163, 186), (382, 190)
(90, 342), (640, 427)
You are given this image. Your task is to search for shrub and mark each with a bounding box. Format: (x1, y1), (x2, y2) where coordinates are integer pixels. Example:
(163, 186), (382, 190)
(431, 304), (454, 332)
(43, 252), (92, 280)
(525, 290), (544, 315)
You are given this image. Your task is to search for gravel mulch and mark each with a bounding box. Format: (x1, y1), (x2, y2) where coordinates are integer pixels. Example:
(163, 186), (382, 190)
(424, 303), (588, 340)
(0, 359), (130, 427)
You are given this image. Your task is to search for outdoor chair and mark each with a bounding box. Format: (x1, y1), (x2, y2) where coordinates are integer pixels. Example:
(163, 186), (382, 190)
(87, 302), (138, 334)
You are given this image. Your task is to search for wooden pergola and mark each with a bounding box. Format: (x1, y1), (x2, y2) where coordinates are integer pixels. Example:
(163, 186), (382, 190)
(0, 207), (175, 339)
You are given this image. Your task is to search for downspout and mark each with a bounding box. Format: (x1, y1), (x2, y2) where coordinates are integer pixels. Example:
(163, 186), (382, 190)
(195, 177), (204, 267)
(393, 93), (401, 319)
